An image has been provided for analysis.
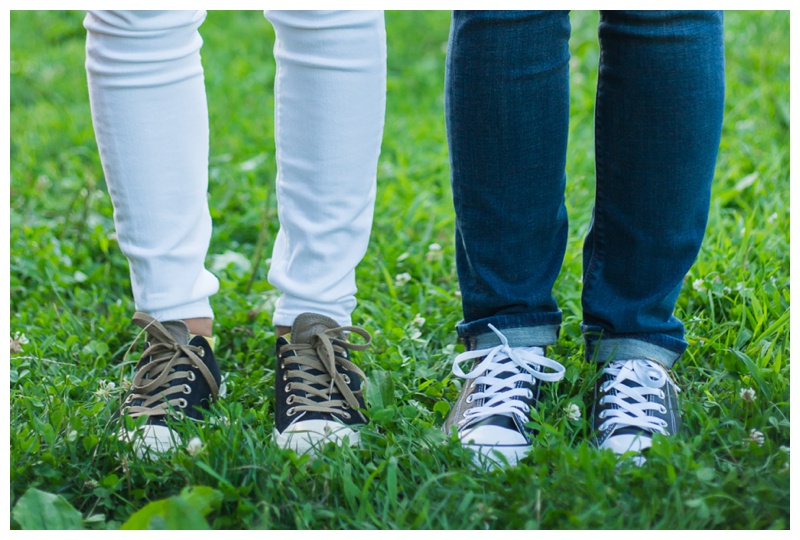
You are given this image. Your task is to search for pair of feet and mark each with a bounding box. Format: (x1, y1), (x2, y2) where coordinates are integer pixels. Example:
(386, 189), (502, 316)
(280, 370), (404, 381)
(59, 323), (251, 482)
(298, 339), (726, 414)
(118, 312), (369, 458)
(443, 325), (681, 467)
(117, 313), (680, 466)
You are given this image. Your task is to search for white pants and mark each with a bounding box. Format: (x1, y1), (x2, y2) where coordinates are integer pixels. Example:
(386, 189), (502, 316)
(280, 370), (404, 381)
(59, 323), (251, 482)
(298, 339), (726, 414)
(85, 10), (386, 326)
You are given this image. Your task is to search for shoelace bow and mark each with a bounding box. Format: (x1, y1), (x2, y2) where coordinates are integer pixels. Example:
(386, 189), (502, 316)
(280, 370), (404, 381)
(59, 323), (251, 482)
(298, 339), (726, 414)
(452, 324), (565, 428)
(597, 359), (680, 435)
(280, 326), (370, 421)
(126, 313), (219, 420)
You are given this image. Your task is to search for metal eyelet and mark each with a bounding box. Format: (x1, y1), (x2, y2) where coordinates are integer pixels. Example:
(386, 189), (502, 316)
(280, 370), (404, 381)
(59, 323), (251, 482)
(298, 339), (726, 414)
(341, 412), (351, 420)
(183, 384), (192, 395)
(285, 383), (292, 392)
(198, 348), (205, 358)
(287, 407), (297, 417)
(282, 372), (288, 381)
(466, 395), (474, 404)
(342, 402), (350, 409)
(286, 395), (296, 405)
(186, 371), (196, 382)
(599, 410), (607, 418)
(342, 374), (351, 384)
(178, 398), (188, 409)
(659, 405), (667, 414)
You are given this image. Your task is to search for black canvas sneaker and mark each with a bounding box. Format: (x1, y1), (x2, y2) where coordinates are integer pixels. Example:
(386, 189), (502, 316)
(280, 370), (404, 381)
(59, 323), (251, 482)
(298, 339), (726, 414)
(118, 312), (222, 458)
(443, 324), (565, 467)
(274, 313), (370, 455)
(591, 358), (681, 465)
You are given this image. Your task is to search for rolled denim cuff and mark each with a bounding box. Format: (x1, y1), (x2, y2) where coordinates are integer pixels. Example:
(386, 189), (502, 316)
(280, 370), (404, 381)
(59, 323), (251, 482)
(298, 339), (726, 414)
(583, 325), (686, 369)
(457, 312), (560, 351)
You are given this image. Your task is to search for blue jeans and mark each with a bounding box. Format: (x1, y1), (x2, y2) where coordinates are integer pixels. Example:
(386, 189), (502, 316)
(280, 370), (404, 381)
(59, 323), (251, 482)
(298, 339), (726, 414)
(446, 10), (725, 368)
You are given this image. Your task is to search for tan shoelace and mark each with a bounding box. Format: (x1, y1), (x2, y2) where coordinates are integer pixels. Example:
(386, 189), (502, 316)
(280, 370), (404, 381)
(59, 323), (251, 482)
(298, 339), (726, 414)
(125, 313), (220, 421)
(279, 326), (370, 421)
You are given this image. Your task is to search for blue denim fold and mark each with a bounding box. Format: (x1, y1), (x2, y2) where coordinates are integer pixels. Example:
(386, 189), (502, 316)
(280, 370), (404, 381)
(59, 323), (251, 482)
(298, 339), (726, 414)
(446, 10), (725, 368)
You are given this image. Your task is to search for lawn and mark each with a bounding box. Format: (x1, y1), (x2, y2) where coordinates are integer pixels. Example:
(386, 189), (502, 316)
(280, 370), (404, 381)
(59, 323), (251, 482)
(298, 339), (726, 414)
(9, 10), (790, 529)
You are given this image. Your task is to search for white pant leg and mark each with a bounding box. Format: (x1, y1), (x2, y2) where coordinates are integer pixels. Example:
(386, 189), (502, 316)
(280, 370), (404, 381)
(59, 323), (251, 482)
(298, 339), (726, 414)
(85, 10), (219, 322)
(264, 10), (386, 328)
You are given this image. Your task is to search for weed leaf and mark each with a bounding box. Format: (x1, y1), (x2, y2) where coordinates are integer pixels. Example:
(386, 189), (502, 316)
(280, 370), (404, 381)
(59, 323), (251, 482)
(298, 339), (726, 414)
(12, 487), (83, 530)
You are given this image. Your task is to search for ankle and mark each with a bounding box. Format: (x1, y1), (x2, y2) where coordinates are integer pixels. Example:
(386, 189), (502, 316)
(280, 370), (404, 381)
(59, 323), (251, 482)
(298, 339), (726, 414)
(183, 317), (213, 337)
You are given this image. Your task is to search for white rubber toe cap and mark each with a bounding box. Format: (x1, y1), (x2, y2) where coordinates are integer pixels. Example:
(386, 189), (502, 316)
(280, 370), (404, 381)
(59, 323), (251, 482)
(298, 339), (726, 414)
(460, 424), (527, 446)
(600, 433), (652, 455)
(120, 425), (181, 460)
(274, 420), (360, 455)
(459, 425), (530, 468)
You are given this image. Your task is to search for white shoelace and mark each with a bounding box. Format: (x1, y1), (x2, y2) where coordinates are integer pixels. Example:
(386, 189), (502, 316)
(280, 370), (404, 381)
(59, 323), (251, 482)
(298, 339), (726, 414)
(597, 359), (681, 435)
(451, 324), (566, 428)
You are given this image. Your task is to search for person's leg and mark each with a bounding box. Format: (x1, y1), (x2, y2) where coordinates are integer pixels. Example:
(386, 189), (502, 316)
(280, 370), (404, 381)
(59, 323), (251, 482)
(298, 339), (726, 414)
(263, 10), (386, 455)
(443, 10), (571, 467)
(85, 10), (222, 457)
(265, 10), (386, 331)
(585, 10), (725, 459)
(85, 10), (218, 329)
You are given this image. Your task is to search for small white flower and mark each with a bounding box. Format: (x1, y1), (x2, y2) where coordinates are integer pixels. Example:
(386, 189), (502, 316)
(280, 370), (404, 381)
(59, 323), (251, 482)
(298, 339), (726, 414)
(739, 387), (756, 402)
(94, 380), (117, 399)
(73, 271), (88, 283)
(66, 430), (78, 442)
(10, 332), (29, 354)
(186, 436), (204, 456)
(454, 290), (462, 298)
(426, 244), (443, 262)
(396, 252), (410, 262)
(767, 212), (778, 224)
(564, 403), (581, 421)
(693, 279), (706, 293)
(394, 272), (412, 287)
(211, 250), (252, 274)
(747, 429), (765, 447)
(411, 313), (426, 327)
(409, 328), (422, 340)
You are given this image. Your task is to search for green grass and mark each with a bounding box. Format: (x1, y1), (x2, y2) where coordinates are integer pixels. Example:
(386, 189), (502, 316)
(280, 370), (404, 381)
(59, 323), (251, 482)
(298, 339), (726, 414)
(9, 10), (790, 529)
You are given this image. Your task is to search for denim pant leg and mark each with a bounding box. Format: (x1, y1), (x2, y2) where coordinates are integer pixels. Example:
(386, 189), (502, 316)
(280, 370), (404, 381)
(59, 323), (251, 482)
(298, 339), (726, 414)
(446, 10), (572, 350)
(582, 11), (725, 368)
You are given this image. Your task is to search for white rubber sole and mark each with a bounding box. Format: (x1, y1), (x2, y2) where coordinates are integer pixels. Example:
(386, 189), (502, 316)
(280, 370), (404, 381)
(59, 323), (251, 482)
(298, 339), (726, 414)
(274, 419), (361, 455)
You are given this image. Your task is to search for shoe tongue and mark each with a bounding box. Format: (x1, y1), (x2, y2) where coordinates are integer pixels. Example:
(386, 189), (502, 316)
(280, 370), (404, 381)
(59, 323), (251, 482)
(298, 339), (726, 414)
(132, 312), (190, 346)
(160, 320), (191, 345)
(291, 313), (343, 344)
